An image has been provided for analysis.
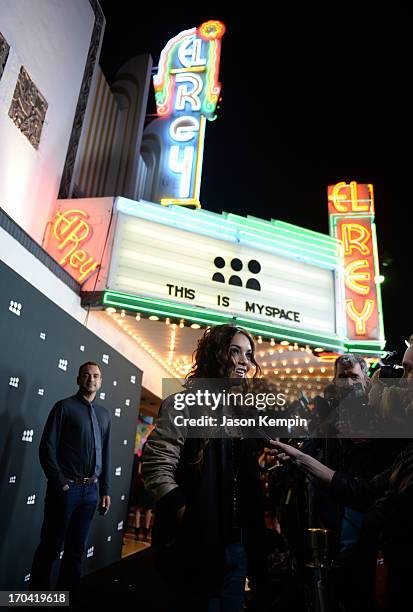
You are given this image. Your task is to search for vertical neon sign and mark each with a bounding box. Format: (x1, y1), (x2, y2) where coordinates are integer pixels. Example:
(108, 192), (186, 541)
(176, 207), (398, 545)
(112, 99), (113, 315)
(328, 181), (385, 345)
(152, 20), (225, 208)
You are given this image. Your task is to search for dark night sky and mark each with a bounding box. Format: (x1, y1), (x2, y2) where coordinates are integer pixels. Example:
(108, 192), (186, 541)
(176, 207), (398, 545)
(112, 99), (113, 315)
(98, 3), (410, 355)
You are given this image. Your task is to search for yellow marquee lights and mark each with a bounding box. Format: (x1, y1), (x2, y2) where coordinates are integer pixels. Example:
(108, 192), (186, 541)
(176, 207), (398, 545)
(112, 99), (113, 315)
(105, 307), (336, 380)
(106, 309), (186, 378)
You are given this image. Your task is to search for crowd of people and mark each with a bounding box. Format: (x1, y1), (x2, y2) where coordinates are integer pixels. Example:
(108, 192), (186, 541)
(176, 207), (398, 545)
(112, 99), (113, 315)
(142, 324), (413, 612)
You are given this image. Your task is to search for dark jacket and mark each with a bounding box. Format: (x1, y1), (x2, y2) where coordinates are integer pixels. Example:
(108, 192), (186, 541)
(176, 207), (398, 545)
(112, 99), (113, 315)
(142, 393), (266, 593)
(39, 392), (111, 496)
(330, 443), (413, 611)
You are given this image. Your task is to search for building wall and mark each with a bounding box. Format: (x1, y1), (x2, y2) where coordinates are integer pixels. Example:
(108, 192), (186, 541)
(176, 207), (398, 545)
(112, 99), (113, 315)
(0, 223), (170, 398)
(73, 66), (120, 198)
(0, 259), (142, 589)
(0, 0), (97, 243)
(71, 54), (153, 201)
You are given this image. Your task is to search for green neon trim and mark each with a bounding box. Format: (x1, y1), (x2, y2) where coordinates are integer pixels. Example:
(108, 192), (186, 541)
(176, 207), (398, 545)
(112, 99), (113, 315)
(116, 198), (341, 268)
(275, 220), (339, 243)
(371, 223), (386, 342)
(344, 339), (385, 346)
(122, 198), (338, 252)
(229, 214), (338, 247)
(238, 227), (338, 257)
(274, 226), (338, 250)
(119, 201), (236, 237)
(104, 293), (229, 322)
(102, 291), (345, 349)
(239, 231), (338, 265)
(346, 348), (387, 357)
(228, 216), (338, 253)
(239, 239), (338, 270)
(105, 291), (344, 343)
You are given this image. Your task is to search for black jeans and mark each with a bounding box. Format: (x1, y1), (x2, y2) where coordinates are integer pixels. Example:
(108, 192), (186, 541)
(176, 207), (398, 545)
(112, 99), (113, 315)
(30, 482), (98, 592)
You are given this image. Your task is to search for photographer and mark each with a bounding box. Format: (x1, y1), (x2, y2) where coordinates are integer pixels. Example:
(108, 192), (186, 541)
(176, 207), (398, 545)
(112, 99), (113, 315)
(306, 356), (401, 548)
(269, 340), (413, 610)
(369, 341), (413, 434)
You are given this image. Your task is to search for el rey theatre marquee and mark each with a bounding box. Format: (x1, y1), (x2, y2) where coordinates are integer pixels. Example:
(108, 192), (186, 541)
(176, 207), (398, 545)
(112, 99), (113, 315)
(43, 21), (385, 357)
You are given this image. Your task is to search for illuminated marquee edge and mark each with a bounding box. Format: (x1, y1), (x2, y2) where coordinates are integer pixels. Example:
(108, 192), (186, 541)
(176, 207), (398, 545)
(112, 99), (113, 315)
(115, 198), (342, 270)
(80, 290), (385, 355)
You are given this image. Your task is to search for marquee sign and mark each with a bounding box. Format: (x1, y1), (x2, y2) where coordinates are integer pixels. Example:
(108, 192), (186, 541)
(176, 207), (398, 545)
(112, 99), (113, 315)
(328, 181), (384, 347)
(151, 20), (225, 208)
(42, 198), (113, 285)
(95, 198), (346, 351)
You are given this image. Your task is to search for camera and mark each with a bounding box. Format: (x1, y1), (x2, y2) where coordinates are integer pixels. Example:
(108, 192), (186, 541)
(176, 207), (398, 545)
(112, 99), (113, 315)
(336, 382), (370, 434)
(376, 351), (404, 381)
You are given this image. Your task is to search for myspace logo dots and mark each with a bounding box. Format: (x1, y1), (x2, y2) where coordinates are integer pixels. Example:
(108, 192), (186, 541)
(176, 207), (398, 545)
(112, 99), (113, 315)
(22, 429), (34, 442)
(9, 300), (22, 316)
(212, 257), (261, 291)
(58, 358), (68, 371)
(9, 376), (19, 387)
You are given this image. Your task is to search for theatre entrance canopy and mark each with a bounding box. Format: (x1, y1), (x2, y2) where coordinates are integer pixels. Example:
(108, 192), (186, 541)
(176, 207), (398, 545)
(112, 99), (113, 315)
(43, 187), (385, 382)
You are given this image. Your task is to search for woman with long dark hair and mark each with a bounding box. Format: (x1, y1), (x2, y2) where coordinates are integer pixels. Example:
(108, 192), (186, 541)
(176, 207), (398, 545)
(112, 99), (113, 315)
(142, 324), (266, 612)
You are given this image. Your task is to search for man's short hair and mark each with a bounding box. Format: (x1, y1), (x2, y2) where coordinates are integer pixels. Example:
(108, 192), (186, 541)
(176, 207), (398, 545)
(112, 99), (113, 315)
(334, 354), (368, 378)
(78, 362), (102, 377)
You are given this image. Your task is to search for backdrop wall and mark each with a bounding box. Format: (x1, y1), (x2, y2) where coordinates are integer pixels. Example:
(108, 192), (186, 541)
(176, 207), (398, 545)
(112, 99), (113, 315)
(0, 260), (142, 589)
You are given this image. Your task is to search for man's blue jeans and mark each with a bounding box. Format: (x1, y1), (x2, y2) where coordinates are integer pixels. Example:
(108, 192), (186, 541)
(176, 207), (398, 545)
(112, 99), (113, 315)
(30, 482), (98, 592)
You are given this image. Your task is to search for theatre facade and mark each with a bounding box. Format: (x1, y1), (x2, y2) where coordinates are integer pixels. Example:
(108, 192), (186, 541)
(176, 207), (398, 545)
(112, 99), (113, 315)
(0, 2), (385, 587)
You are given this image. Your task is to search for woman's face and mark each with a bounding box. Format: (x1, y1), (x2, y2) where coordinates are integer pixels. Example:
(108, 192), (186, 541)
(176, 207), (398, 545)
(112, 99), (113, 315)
(227, 332), (253, 379)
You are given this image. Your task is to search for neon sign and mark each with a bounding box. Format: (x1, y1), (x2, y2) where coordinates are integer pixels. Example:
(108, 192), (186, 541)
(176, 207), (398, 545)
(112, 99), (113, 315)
(43, 199), (114, 286)
(151, 20), (225, 208)
(328, 182), (384, 344)
(52, 209), (99, 282)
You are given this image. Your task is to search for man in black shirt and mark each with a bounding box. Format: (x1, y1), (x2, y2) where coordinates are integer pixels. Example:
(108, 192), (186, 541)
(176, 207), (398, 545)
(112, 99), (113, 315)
(30, 362), (111, 594)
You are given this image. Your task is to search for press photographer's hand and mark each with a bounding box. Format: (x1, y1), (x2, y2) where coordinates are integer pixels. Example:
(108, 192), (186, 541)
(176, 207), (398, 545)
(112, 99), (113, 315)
(269, 440), (302, 463)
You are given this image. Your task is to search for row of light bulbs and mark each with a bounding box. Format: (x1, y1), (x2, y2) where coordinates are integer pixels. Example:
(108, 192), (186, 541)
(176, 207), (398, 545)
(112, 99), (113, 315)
(106, 309), (189, 378)
(107, 309), (327, 352)
(105, 308), (333, 380)
(116, 308), (202, 330)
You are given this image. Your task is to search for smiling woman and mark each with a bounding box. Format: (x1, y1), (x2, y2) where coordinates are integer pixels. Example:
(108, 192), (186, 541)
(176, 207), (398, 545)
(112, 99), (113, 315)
(142, 324), (266, 611)
(185, 325), (261, 380)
